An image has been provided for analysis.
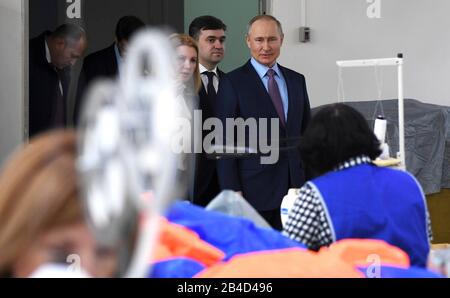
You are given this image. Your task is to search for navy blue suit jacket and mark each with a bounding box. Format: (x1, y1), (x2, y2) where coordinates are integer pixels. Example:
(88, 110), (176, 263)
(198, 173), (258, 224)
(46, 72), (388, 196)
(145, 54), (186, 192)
(29, 32), (71, 137)
(74, 44), (118, 125)
(216, 60), (311, 211)
(192, 69), (225, 206)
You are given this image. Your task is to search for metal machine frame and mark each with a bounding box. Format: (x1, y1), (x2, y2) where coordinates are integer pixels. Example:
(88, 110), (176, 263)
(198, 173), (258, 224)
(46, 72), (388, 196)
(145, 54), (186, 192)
(336, 54), (405, 169)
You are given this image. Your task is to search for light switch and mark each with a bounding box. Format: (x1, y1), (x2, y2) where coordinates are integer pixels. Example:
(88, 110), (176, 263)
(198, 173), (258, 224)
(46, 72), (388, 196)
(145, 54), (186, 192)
(300, 27), (310, 43)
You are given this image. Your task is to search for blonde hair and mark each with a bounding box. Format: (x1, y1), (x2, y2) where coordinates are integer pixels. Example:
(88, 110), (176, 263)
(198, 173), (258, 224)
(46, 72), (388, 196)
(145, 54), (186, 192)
(0, 130), (82, 274)
(170, 33), (201, 92)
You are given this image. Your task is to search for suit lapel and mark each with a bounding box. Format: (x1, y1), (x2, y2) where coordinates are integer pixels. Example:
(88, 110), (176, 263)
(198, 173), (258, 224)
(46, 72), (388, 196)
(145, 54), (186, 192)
(217, 68), (225, 79)
(107, 44), (119, 76)
(38, 33), (56, 71)
(200, 67), (225, 118)
(38, 34), (49, 67)
(244, 60), (272, 104)
(278, 65), (298, 131)
(199, 77), (214, 119)
(199, 82), (208, 100)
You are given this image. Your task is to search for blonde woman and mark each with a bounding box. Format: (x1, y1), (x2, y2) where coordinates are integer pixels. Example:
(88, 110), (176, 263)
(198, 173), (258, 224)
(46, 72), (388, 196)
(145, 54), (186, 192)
(170, 34), (201, 118)
(169, 34), (202, 200)
(171, 33), (201, 93)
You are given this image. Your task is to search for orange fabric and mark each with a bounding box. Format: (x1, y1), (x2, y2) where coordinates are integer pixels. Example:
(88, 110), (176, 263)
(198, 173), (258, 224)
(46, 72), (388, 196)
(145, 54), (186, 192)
(319, 239), (410, 268)
(152, 218), (225, 266)
(195, 248), (364, 278)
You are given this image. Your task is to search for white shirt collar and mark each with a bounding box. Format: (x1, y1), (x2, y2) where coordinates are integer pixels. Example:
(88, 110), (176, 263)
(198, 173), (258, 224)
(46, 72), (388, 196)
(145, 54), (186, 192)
(114, 43), (123, 75)
(250, 57), (281, 79)
(199, 64), (218, 76)
(45, 39), (51, 64)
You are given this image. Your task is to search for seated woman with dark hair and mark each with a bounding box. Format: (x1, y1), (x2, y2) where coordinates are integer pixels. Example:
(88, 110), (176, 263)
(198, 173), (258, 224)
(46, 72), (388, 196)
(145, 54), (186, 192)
(283, 103), (432, 267)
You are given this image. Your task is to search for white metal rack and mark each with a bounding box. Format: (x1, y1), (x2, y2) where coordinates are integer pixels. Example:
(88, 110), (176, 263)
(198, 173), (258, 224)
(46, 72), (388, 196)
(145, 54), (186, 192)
(336, 54), (405, 169)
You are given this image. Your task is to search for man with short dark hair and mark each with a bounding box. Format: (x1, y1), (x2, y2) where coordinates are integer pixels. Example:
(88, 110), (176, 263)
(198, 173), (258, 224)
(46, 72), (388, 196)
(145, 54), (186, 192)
(74, 16), (145, 124)
(29, 23), (87, 137)
(188, 16), (227, 206)
(189, 15), (226, 72)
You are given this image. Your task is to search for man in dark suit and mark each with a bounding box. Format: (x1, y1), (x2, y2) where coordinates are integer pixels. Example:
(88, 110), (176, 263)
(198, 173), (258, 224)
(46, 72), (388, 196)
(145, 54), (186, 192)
(217, 15), (311, 230)
(188, 16), (227, 206)
(29, 24), (87, 137)
(74, 16), (145, 125)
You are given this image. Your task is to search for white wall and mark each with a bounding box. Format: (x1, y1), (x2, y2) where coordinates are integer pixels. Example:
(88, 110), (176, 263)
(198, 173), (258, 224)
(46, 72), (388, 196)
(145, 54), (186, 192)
(273, 0), (450, 107)
(0, 0), (26, 164)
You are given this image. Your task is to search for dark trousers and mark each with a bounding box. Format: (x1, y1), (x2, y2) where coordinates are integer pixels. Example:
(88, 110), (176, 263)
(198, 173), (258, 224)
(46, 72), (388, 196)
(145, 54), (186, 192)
(192, 170), (220, 207)
(259, 209), (283, 231)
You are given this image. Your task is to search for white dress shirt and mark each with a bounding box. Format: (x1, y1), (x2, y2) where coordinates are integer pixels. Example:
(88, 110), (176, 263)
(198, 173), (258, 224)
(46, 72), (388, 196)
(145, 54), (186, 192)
(45, 39), (63, 95)
(199, 64), (219, 93)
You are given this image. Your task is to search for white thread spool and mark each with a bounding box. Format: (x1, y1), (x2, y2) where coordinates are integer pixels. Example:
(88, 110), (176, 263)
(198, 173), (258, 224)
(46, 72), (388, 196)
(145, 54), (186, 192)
(280, 189), (300, 228)
(374, 116), (390, 159)
(374, 116), (387, 143)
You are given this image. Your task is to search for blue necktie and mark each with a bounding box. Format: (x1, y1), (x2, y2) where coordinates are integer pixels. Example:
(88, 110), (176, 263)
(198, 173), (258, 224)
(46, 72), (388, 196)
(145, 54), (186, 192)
(266, 69), (286, 127)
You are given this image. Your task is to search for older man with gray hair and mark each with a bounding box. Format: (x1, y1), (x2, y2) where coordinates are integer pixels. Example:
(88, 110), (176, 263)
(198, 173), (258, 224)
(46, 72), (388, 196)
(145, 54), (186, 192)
(29, 23), (87, 137)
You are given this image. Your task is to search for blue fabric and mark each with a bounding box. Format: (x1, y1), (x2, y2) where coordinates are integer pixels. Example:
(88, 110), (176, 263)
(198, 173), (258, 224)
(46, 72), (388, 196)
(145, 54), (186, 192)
(149, 258), (205, 278)
(358, 266), (442, 278)
(311, 164), (430, 267)
(166, 201), (306, 261)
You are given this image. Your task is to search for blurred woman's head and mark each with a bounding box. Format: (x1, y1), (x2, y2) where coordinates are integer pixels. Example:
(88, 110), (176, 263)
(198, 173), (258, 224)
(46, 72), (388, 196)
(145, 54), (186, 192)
(0, 130), (99, 277)
(171, 33), (201, 92)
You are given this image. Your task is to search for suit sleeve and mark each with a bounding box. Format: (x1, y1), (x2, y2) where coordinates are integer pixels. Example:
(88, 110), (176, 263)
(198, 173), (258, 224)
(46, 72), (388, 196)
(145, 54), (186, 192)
(74, 56), (98, 125)
(300, 75), (311, 134)
(73, 63), (87, 126)
(216, 76), (243, 191)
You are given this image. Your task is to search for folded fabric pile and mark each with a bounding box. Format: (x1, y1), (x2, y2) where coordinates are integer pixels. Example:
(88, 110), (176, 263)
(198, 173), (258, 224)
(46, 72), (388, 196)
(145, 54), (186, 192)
(149, 202), (441, 278)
